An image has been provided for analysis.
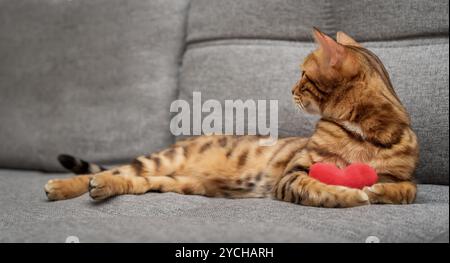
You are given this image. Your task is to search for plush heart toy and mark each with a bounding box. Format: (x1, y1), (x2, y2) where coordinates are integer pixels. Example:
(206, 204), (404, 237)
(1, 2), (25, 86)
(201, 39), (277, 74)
(309, 163), (378, 189)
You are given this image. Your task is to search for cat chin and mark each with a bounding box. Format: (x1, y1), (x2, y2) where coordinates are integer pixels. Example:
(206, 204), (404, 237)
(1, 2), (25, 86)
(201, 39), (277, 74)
(303, 103), (321, 115)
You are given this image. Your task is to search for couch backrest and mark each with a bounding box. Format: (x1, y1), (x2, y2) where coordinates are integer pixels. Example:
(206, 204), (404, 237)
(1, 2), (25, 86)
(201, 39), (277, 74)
(0, 0), (189, 171)
(179, 0), (449, 184)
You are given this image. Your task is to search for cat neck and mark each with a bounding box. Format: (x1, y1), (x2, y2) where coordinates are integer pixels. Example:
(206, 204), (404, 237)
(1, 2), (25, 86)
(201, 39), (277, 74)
(319, 74), (411, 147)
(322, 73), (410, 124)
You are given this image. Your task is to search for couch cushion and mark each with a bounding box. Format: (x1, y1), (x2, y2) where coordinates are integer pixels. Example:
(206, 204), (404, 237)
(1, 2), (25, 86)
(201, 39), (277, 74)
(0, 0), (189, 171)
(179, 38), (449, 185)
(187, 0), (448, 43)
(0, 169), (448, 242)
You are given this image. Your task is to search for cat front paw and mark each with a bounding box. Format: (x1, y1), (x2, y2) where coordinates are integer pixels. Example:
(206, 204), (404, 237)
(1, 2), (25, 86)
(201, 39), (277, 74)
(330, 186), (369, 208)
(45, 179), (81, 201)
(45, 179), (64, 201)
(363, 183), (416, 204)
(89, 176), (113, 200)
(363, 185), (383, 204)
(302, 185), (369, 208)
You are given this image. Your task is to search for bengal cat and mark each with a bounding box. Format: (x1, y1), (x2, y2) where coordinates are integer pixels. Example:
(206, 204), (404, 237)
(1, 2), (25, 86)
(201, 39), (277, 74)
(44, 29), (419, 208)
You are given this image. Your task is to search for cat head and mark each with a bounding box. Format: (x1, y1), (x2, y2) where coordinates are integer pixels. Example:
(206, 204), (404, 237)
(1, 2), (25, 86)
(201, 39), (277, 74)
(292, 28), (404, 120)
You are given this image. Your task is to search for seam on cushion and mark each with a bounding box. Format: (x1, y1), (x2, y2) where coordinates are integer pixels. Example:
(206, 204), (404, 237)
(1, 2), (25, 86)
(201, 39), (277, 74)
(178, 0), (192, 67)
(367, 42), (449, 48)
(186, 37), (449, 51)
(187, 38), (314, 50)
(173, 0), (193, 145)
(186, 33), (449, 48)
(186, 36), (314, 47)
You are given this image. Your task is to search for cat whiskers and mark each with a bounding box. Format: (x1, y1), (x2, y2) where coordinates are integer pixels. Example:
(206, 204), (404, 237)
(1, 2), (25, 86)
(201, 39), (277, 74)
(292, 96), (305, 111)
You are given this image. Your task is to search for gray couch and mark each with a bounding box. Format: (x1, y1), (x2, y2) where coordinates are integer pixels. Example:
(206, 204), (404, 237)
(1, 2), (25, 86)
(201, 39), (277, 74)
(0, 0), (448, 242)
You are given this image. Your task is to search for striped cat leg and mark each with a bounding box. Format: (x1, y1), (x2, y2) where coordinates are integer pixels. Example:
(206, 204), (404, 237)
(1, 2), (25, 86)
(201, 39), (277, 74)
(275, 171), (370, 208)
(88, 165), (209, 200)
(45, 175), (92, 201)
(363, 181), (417, 204)
(88, 145), (208, 200)
(273, 152), (370, 208)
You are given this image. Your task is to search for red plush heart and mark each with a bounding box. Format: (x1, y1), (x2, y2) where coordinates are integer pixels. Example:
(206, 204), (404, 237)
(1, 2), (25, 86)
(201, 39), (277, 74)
(309, 163), (378, 189)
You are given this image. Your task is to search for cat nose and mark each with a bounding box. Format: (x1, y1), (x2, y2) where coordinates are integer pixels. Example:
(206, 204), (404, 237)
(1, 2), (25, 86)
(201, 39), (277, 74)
(292, 84), (299, 96)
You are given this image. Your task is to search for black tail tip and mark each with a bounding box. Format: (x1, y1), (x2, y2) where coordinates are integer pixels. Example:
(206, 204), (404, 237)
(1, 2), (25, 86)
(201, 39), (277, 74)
(57, 154), (78, 170)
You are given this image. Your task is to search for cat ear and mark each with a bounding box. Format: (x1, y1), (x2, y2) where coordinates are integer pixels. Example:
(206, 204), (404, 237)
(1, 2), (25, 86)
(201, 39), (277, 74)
(336, 31), (362, 47)
(312, 27), (345, 67)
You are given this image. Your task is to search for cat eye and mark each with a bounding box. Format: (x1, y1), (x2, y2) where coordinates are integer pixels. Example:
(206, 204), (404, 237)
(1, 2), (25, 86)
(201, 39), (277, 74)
(304, 73), (319, 89)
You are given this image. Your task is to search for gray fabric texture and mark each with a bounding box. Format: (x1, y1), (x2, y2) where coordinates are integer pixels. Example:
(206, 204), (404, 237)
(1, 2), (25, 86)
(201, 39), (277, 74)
(179, 38), (449, 185)
(187, 0), (449, 43)
(0, 0), (189, 171)
(0, 169), (448, 243)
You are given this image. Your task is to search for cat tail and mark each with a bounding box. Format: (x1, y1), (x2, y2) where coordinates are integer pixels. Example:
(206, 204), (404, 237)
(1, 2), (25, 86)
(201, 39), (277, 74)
(57, 154), (107, 174)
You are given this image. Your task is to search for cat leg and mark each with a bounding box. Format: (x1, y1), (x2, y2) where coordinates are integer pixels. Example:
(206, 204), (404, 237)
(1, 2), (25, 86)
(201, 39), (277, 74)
(273, 151), (370, 208)
(88, 164), (254, 200)
(363, 181), (416, 204)
(45, 145), (188, 201)
(45, 175), (91, 201)
(88, 168), (209, 200)
(88, 145), (207, 200)
(274, 171), (370, 208)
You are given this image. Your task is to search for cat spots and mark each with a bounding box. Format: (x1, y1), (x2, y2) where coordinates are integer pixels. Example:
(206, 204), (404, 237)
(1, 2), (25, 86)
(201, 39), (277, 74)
(255, 147), (264, 156)
(131, 158), (144, 171)
(255, 172), (263, 181)
(274, 159), (289, 169)
(237, 150), (249, 167)
(164, 148), (176, 160)
(199, 141), (213, 153)
(210, 178), (226, 186)
(218, 137), (228, 147)
(182, 145), (190, 158)
(151, 156), (161, 171)
(165, 173), (177, 180)
(246, 182), (255, 188)
(237, 172), (265, 190)
(285, 165), (309, 175)
(182, 186), (194, 195)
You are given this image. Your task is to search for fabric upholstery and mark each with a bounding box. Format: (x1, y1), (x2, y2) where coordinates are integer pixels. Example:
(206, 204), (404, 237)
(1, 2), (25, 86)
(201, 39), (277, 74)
(0, 169), (448, 242)
(0, 0), (189, 171)
(187, 0), (449, 43)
